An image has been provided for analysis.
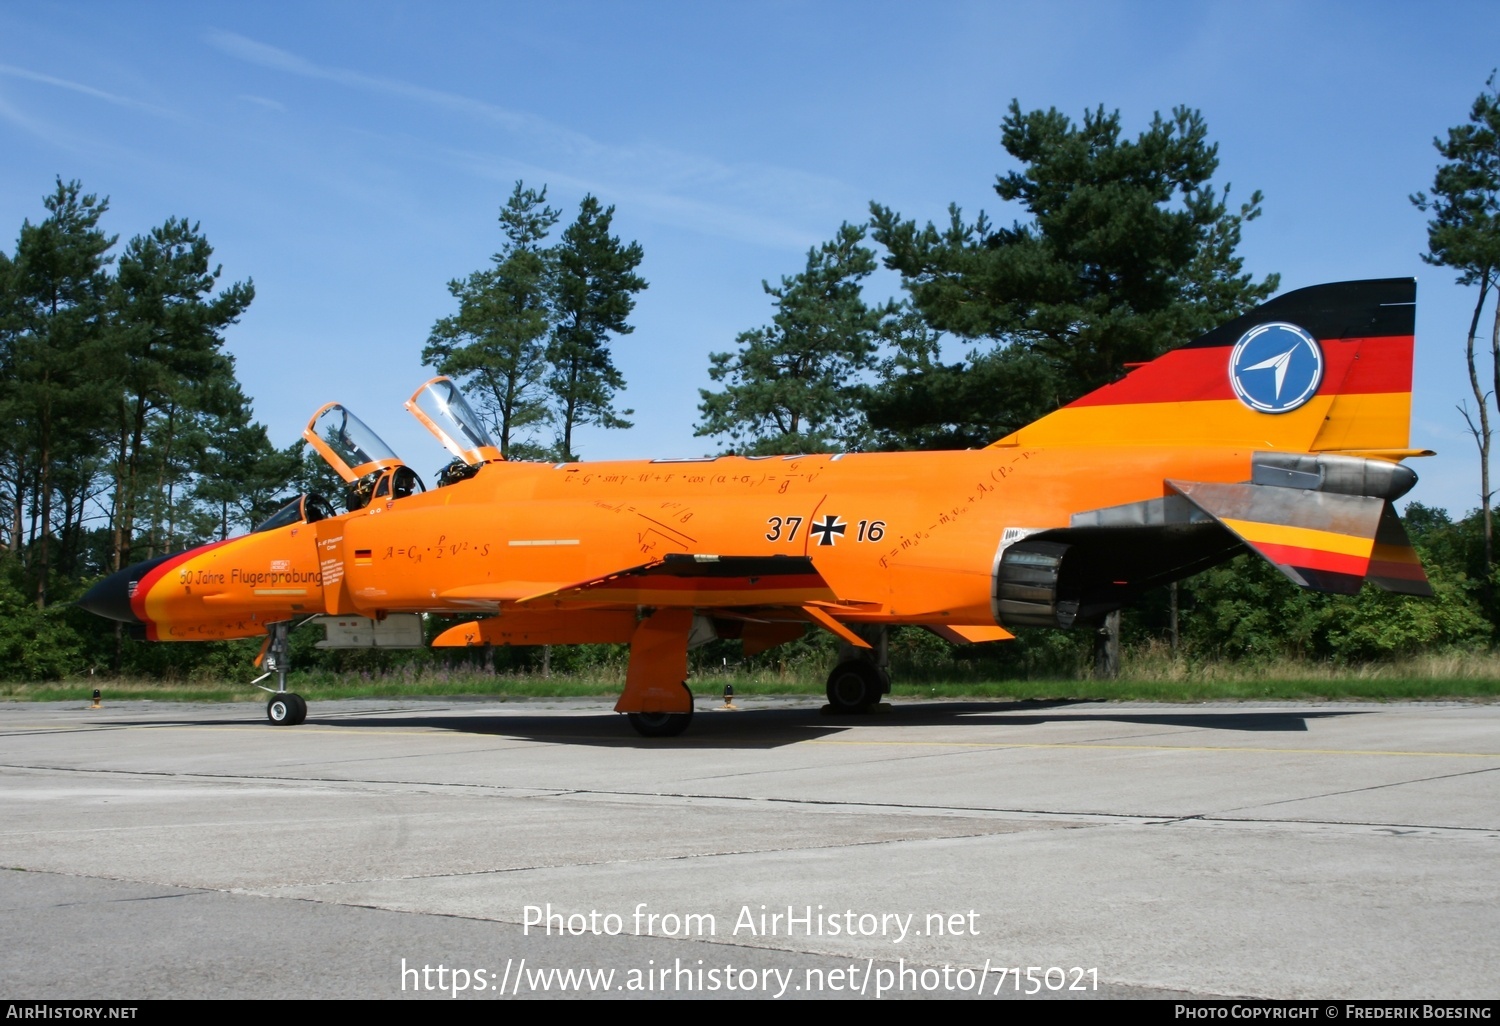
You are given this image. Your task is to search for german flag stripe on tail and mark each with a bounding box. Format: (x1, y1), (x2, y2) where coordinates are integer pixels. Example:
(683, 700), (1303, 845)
(996, 279), (1416, 453)
(1169, 481), (1391, 596)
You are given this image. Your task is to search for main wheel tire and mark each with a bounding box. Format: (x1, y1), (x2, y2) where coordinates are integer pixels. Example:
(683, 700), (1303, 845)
(627, 684), (695, 738)
(825, 660), (883, 713)
(628, 710), (693, 737)
(287, 693), (308, 725)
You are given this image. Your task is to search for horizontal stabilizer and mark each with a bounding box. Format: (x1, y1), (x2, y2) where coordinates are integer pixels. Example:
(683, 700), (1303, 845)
(1369, 503), (1435, 596)
(1168, 480), (1429, 596)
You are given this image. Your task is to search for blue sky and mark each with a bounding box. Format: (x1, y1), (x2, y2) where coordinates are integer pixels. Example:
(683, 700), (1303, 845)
(2, 1), (1497, 516)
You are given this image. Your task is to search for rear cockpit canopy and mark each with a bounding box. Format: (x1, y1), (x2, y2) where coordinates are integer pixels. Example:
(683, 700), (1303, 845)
(406, 377), (502, 468)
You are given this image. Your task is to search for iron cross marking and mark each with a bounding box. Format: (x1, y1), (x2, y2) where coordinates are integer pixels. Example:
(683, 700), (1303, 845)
(810, 515), (846, 547)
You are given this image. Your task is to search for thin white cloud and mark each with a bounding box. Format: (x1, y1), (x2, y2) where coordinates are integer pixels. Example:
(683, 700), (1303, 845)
(203, 30), (854, 249)
(0, 62), (178, 119)
(237, 94), (287, 113)
(206, 30), (539, 135)
(0, 92), (64, 143)
(447, 150), (822, 251)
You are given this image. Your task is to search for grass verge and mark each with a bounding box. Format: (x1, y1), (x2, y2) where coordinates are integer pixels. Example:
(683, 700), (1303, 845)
(6, 650), (1500, 704)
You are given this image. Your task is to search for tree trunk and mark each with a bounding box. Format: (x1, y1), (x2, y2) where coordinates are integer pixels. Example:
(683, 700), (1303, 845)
(1093, 610), (1121, 679)
(35, 430), (50, 608)
(1169, 581), (1179, 655)
(1463, 278), (1494, 601)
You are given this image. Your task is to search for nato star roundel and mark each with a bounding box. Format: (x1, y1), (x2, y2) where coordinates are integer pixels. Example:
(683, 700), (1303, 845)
(1228, 322), (1324, 414)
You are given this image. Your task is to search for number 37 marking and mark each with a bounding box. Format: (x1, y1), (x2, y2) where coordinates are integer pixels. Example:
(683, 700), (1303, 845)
(764, 516), (803, 541)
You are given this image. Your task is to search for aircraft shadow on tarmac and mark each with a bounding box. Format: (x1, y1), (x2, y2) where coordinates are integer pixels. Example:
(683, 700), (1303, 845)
(89, 699), (1367, 750)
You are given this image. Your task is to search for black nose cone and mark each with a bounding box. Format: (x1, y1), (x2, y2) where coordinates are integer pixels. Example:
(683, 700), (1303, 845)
(77, 554), (175, 624)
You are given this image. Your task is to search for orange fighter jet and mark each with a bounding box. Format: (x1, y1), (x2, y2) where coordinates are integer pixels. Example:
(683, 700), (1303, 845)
(80, 279), (1432, 736)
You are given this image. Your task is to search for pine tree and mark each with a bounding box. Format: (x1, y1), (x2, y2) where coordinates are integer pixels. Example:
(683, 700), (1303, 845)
(1412, 73), (1500, 581)
(868, 101), (1278, 447)
(424, 182), (557, 460)
(0, 180), (116, 605)
(548, 195), (646, 461)
(108, 216), (254, 567)
(696, 223), (894, 454)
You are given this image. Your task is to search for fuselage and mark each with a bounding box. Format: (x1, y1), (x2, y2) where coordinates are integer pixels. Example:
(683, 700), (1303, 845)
(92, 443), (1261, 640)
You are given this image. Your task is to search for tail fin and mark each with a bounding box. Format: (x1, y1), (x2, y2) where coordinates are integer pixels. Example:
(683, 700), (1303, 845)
(993, 279), (1418, 453)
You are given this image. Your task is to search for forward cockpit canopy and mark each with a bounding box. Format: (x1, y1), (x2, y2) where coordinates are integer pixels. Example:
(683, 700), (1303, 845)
(304, 403), (403, 482)
(303, 402), (424, 511)
(253, 492), (338, 534)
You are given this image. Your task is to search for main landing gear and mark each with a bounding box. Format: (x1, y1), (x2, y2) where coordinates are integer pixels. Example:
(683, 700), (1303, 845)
(825, 660), (888, 713)
(617, 609), (697, 739)
(617, 615), (893, 736)
(824, 627), (891, 714)
(256, 621), (308, 726)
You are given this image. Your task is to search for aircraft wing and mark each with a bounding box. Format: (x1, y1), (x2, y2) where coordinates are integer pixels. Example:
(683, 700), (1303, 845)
(514, 553), (841, 608)
(435, 555), (839, 608)
(433, 553), (880, 650)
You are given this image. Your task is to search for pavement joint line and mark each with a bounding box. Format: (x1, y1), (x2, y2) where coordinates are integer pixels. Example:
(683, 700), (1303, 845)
(244, 818), (1500, 894)
(0, 725), (158, 737)
(1211, 762), (1500, 816)
(804, 739), (1500, 758)
(4, 763), (1497, 836)
(1, 723), (726, 745)
(247, 829), (1026, 889)
(1, 890), (201, 912)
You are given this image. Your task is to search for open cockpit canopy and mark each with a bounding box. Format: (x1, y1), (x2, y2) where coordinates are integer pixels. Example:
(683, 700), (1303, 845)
(302, 401), (424, 511)
(405, 377), (502, 466)
(303, 402), (404, 482)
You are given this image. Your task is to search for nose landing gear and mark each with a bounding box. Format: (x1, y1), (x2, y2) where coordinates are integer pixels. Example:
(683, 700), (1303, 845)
(255, 621), (308, 726)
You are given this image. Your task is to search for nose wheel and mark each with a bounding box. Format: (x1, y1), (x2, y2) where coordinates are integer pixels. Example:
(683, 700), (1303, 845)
(267, 692), (307, 725)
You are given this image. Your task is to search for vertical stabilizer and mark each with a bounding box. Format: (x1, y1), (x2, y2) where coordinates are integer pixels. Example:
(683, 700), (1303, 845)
(994, 279), (1417, 453)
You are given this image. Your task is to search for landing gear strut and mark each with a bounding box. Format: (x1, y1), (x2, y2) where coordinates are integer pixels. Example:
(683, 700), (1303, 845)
(256, 621), (307, 726)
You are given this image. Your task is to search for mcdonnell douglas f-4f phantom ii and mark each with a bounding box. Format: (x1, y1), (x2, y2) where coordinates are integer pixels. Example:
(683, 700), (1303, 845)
(81, 279), (1433, 736)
